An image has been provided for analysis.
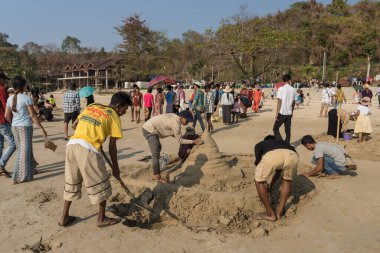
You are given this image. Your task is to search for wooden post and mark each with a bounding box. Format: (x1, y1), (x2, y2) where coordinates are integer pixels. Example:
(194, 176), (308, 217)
(336, 103), (341, 142)
(105, 69), (109, 92)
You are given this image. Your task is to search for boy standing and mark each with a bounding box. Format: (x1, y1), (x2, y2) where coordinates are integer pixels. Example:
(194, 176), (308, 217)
(132, 86), (143, 123)
(59, 92), (131, 228)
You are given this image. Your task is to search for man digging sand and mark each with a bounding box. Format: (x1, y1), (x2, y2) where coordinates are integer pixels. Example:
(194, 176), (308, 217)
(253, 135), (299, 221)
(142, 111), (203, 183)
(59, 92), (131, 228)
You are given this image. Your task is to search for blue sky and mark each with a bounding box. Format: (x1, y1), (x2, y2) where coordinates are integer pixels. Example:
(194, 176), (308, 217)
(0, 0), (359, 51)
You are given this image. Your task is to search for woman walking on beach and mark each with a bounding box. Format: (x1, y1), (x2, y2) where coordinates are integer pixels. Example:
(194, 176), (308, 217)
(252, 86), (262, 113)
(5, 76), (48, 184)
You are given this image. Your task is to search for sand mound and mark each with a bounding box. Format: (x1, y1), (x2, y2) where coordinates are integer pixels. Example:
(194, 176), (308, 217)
(27, 189), (58, 204)
(110, 132), (316, 236)
(316, 133), (380, 162)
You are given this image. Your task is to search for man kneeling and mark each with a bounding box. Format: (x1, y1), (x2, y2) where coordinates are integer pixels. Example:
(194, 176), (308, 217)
(59, 92), (131, 228)
(301, 135), (356, 179)
(254, 135), (299, 221)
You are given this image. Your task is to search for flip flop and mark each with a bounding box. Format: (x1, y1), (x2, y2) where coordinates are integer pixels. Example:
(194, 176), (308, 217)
(97, 217), (121, 228)
(63, 137), (70, 141)
(138, 155), (151, 162)
(58, 216), (78, 227)
(151, 176), (170, 184)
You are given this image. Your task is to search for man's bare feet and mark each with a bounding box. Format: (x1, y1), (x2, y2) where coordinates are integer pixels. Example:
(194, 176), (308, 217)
(152, 174), (170, 183)
(253, 212), (277, 222)
(58, 215), (77, 227)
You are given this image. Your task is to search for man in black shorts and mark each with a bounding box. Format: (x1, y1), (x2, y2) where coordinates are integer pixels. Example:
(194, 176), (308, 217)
(63, 83), (80, 140)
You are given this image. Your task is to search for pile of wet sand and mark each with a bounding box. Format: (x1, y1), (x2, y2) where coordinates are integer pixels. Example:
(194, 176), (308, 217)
(109, 132), (316, 236)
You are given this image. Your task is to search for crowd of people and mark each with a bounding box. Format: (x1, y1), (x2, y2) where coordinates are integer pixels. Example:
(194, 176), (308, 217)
(0, 71), (375, 227)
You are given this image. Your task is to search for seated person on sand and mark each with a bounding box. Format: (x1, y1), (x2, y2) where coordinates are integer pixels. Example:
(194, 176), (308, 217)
(37, 102), (53, 122)
(301, 135), (356, 179)
(253, 135), (299, 222)
(178, 126), (200, 165)
(59, 92), (132, 228)
(142, 111), (203, 183)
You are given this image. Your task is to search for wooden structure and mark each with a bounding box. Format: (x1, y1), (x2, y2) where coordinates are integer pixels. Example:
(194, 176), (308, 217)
(57, 59), (121, 90)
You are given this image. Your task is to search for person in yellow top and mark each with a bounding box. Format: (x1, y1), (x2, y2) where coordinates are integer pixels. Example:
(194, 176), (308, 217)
(59, 91), (131, 228)
(335, 84), (346, 107)
(48, 94), (57, 110)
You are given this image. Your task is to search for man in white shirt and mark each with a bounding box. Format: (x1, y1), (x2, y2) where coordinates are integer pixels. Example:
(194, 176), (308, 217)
(273, 74), (297, 143)
(142, 110), (203, 183)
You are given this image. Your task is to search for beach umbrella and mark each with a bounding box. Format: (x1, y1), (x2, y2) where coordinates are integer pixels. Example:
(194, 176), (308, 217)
(275, 82), (285, 89)
(353, 85), (363, 91)
(79, 86), (94, 98)
(149, 76), (174, 87)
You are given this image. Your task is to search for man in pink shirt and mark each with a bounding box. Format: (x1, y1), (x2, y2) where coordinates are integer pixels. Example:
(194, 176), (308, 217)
(143, 86), (154, 121)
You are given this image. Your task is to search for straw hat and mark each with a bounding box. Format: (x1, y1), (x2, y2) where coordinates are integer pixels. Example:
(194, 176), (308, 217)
(361, 97), (371, 106)
(223, 85), (232, 93)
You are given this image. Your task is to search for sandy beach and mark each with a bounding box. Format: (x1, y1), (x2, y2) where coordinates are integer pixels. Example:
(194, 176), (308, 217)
(1, 87), (380, 253)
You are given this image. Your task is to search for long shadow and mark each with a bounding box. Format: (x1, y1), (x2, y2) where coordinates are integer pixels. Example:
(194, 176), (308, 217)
(117, 151), (144, 160)
(33, 171), (64, 181)
(270, 175), (316, 215)
(37, 161), (65, 169)
(122, 127), (138, 132)
(34, 133), (64, 139)
(33, 136), (64, 143)
(211, 124), (239, 134)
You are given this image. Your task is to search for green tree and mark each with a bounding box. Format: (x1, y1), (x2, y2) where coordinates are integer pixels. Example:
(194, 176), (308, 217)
(61, 36), (82, 53)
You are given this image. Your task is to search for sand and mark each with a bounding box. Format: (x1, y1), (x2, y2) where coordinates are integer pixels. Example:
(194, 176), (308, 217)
(0, 87), (380, 253)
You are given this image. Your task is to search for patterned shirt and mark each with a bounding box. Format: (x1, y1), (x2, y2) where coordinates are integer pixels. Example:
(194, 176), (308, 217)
(63, 90), (80, 113)
(205, 91), (215, 113)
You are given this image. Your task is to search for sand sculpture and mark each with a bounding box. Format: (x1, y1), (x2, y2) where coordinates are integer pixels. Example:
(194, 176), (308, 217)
(109, 131), (316, 235)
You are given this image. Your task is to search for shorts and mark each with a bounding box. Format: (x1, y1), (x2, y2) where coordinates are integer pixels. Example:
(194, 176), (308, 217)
(133, 106), (141, 112)
(63, 144), (112, 205)
(64, 111), (79, 124)
(206, 113), (212, 120)
(255, 149), (299, 186)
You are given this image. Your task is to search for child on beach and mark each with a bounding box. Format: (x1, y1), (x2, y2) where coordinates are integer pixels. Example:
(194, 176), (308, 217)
(354, 97), (372, 142)
(232, 95), (241, 123)
(306, 93), (311, 105)
(353, 90), (360, 104)
(48, 94), (57, 110)
(178, 126), (200, 164)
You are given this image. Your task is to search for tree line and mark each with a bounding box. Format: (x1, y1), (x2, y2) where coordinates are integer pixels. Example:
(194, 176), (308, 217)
(1, 0), (379, 86)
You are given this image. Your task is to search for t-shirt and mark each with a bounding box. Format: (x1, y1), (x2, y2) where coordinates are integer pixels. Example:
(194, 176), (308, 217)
(48, 98), (56, 104)
(314, 142), (346, 167)
(254, 139), (297, 165)
(143, 113), (193, 144)
(166, 91), (175, 104)
(277, 84), (297, 115)
(357, 105), (369, 116)
(70, 104), (122, 151)
(0, 84), (8, 124)
(6, 94), (33, 127)
(132, 91), (142, 107)
(321, 88), (331, 104)
(143, 93), (153, 108)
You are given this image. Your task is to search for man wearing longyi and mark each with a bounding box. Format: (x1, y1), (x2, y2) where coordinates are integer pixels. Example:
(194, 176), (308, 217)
(59, 92), (132, 228)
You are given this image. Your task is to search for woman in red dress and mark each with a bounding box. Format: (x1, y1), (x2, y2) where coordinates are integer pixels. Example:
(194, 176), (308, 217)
(252, 86), (262, 113)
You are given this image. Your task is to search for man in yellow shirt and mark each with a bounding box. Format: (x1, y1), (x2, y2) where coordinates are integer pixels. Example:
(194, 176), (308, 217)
(59, 92), (131, 228)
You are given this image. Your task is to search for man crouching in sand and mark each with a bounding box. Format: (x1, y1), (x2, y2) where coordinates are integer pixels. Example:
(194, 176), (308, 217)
(253, 135), (299, 221)
(59, 92), (131, 228)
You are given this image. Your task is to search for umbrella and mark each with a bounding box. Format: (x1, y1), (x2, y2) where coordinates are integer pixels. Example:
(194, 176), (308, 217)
(353, 85), (363, 91)
(149, 76), (174, 87)
(275, 82), (285, 89)
(79, 86), (94, 98)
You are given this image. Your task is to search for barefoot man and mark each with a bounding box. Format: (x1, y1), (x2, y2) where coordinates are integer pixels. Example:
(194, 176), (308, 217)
(59, 92), (131, 228)
(254, 135), (299, 221)
(142, 111), (203, 183)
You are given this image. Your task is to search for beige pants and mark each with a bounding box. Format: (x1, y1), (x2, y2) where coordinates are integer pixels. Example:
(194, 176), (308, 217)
(255, 149), (299, 186)
(63, 144), (112, 205)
